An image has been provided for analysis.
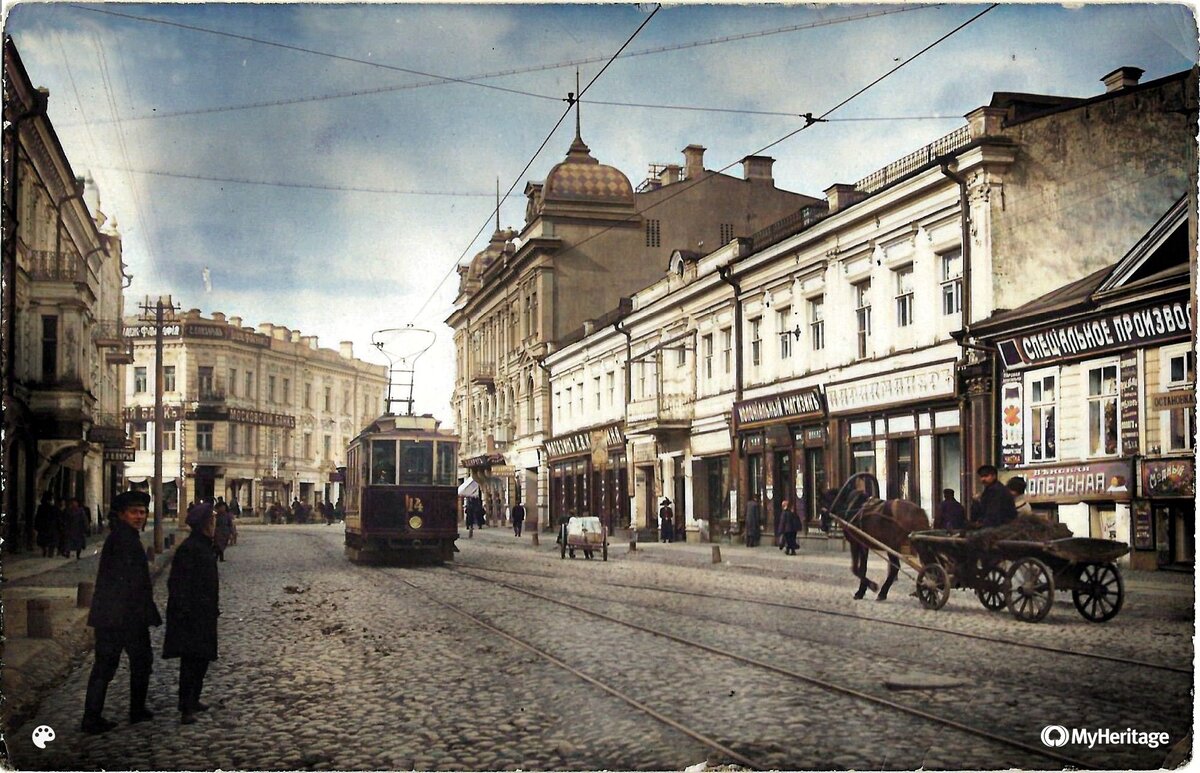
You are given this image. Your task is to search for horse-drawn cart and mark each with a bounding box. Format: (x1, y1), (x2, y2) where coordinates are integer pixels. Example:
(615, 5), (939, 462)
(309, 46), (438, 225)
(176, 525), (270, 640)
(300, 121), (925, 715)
(910, 531), (1129, 623)
(558, 516), (608, 561)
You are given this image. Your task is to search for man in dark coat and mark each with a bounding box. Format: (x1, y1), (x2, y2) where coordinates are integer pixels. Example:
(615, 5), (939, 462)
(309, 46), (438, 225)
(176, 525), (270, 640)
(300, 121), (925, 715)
(511, 502), (526, 537)
(164, 502), (220, 725)
(745, 494), (762, 547)
(971, 465), (1018, 528)
(64, 497), (89, 559)
(35, 492), (59, 557)
(934, 489), (967, 531)
(780, 500), (803, 555)
(82, 490), (162, 734)
(658, 499), (674, 543)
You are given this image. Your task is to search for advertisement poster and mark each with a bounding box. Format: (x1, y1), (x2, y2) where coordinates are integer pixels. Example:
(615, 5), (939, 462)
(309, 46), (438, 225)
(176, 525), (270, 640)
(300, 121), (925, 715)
(1119, 351), (1139, 457)
(1001, 374), (1023, 466)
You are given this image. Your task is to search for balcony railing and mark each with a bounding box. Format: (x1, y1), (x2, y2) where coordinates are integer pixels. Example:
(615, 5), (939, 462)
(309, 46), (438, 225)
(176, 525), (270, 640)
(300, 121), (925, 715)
(628, 392), (694, 428)
(188, 380), (227, 403)
(854, 125), (972, 195)
(194, 449), (224, 464)
(28, 250), (82, 282)
(93, 321), (135, 364)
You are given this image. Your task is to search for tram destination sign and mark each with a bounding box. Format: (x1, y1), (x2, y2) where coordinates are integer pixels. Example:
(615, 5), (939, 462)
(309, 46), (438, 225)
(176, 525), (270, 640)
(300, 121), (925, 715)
(997, 298), (1192, 369)
(734, 387), (823, 426)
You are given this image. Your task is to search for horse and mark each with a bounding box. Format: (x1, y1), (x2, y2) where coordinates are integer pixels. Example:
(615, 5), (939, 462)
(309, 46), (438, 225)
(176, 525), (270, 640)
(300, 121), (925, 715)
(823, 473), (931, 601)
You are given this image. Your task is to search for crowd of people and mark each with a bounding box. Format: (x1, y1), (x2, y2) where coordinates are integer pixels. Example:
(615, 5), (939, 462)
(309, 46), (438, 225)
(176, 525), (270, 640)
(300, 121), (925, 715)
(264, 497), (343, 525)
(33, 493), (92, 559)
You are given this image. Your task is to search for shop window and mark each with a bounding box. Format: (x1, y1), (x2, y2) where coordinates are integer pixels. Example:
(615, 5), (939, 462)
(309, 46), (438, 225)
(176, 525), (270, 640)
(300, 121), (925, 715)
(1163, 346), (1195, 452)
(854, 280), (871, 358)
(851, 441), (875, 475)
(747, 453), (764, 501)
(196, 423), (214, 452)
(777, 308), (792, 360)
(941, 249), (962, 316)
(895, 266), (914, 328)
(134, 366), (148, 394)
(1086, 362), (1119, 457)
(750, 317), (762, 367)
(810, 296), (825, 351)
(1027, 369), (1058, 462)
(889, 438), (915, 501)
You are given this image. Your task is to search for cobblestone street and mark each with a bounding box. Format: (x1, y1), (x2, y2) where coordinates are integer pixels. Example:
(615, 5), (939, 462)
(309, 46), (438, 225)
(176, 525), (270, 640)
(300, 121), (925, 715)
(9, 525), (1192, 770)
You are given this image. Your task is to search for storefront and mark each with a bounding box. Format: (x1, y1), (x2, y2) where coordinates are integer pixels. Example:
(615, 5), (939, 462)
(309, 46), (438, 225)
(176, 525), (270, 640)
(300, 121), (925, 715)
(545, 422), (626, 532)
(825, 359), (961, 515)
(732, 386), (825, 533)
(1137, 457), (1195, 571)
(462, 453), (509, 525)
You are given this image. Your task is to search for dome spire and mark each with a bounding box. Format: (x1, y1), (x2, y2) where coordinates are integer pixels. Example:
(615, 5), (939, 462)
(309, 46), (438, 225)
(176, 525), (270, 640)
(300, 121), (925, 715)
(567, 68), (590, 157)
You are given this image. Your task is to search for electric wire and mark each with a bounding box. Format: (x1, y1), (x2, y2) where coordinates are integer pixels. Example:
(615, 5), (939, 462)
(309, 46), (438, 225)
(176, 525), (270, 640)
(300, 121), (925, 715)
(59, 5), (939, 126)
(55, 31), (102, 167)
(408, 4), (999, 325)
(405, 5), (663, 325)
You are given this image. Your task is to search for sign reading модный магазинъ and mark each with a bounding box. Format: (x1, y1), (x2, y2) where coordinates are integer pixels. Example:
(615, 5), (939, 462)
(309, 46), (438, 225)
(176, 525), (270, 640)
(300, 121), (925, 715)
(734, 387), (824, 426)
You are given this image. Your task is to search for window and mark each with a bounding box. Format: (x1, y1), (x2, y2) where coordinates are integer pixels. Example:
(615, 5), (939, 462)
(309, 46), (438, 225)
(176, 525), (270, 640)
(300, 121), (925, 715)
(268, 375), (277, 403)
(851, 441), (876, 475)
(720, 223), (734, 244)
(244, 425), (254, 454)
(244, 371), (253, 400)
(400, 441), (433, 485)
(1028, 370), (1057, 462)
(721, 328), (732, 374)
(196, 423), (214, 452)
(282, 378), (290, 404)
(342, 389), (350, 415)
(645, 219), (660, 248)
(750, 317), (762, 367)
(1086, 363), (1119, 456)
(163, 426), (177, 452)
(638, 364), (647, 399)
(323, 434), (332, 460)
(941, 249), (963, 316)
(303, 433), (313, 459)
(677, 344), (686, 367)
(854, 280), (871, 359)
(607, 372), (616, 406)
(577, 383), (584, 415)
(371, 439), (397, 485)
(228, 425), (239, 453)
(810, 296), (825, 351)
(304, 383), (313, 409)
(554, 391), (561, 423)
(229, 369), (237, 397)
(703, 334), (714, 380)
(895, 266), (914, 327)
(529, 291), (538, 337)
(133, 422), (148, 451)
(777, 308), (792, 360)
(134, 366), (148, 394)
(594, 376), (601, 410)
(324, 386), (332, 412)
(41, 315), (57, 381)
(1165, 348), (1196, 451)
(163, 366), (176, 393)
(566, 387), (572, 418)
(198, 366), (215, 397)
(436, 443), (457, 486)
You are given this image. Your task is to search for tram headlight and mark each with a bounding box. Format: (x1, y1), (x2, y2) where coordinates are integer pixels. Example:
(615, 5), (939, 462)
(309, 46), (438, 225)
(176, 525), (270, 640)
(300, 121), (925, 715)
(408, 515), (423, 530)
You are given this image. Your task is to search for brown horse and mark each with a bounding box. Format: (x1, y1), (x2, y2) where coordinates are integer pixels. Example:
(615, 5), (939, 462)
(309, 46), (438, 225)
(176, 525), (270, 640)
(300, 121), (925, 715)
(825, 475), (931, 601)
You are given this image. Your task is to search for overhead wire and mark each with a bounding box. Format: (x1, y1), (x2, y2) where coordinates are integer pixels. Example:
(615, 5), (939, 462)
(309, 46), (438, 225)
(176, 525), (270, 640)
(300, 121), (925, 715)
(405, 4), (663, 326)
(59, 4), (940, 127)
(405, 4), (999, 324)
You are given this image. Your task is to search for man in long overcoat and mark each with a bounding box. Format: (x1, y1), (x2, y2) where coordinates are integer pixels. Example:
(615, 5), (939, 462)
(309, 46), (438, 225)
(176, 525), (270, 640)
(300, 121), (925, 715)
(35, 492), (59, 557)
(213, 502), (235, 561)
(82, 490), (162, 734)
(64, 497), (89, 559)
(745, 494), (762, 547)
(164, 503), (220, 724)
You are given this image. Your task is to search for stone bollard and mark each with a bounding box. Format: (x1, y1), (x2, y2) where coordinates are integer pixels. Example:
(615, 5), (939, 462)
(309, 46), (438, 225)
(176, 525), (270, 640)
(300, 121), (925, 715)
(629, 541), (637, 552)
(77, 581), (95, 608)
(711, 545), (722, 564)
(27, 599), (53, 638)
(530, 531), (539, 547)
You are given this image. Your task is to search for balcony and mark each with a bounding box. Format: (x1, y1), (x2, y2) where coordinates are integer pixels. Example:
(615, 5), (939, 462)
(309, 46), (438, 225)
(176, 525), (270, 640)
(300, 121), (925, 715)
(627, 392), (694, 435)
(193, 449), (225, 464)
(188, 380), (227, 404)
(87, 411), (127, 447)
(93, 321), (135, 365)
(471, 365), (496, 391)
(28, 250), (82, 283)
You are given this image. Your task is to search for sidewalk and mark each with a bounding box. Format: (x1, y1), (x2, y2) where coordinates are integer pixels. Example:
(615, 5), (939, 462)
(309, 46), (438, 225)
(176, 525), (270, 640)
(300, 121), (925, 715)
(1, 526), (183, 733)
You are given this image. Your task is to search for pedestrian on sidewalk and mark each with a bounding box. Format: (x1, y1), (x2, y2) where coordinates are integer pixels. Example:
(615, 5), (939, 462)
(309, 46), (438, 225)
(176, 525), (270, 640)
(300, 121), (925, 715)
(774, 504), (786, 550)
(65, 497), (89, 559)
(780, 500), (802, 555)
(745, 494), (762, 548)
(81, 490), (162, 734)
(658, 499), (674, 543)
(164, 502), (220, 725)
(934, 489), (966, 531)
(213, 502), (234, 562)
(511, 501), (526, 537)
(35, 492), (59, 558)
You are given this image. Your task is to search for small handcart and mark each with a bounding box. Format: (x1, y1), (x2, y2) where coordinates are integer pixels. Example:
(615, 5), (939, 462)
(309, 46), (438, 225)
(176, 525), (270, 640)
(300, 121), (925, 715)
(910, 531), (1129, 623)
(559, 516), (608, 561)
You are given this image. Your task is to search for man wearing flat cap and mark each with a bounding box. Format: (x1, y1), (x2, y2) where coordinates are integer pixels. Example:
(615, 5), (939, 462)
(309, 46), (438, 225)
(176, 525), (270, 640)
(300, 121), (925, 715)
(164, 501), (220, 724)
(82, 490), (162, 734)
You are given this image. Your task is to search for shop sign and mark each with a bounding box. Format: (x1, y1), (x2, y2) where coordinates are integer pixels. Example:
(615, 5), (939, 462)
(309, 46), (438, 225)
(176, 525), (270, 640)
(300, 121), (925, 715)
(734, 387), (823, 426)
(1000, 373), (1023, 466)
(1133, 501), (1153, 550)
(462, 453), (505, 468)
(328, 470), (345, 482)
(741, 434), (764, 453)
(545, 430), (591, 460)
(826, 361), (955, 414)
(104, 448), (136, 462)
(1150, 390), (1194, 410)
(1119, 352), (1139, 458)
(125, 323), (181, 339)
(228, 407), (296, 428)
(793, 427), (826, 445)
(1141, 458), (1195, 499)
(1009, 460), (1132, 503)
(604, 424), (626, 448)
(122, 404), (184, 422)
(997, 298), (1192, 369)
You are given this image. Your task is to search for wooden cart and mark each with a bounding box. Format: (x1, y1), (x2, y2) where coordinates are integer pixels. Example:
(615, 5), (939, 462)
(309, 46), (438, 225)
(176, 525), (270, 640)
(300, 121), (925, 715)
(909, 531), (1130, 623)
(559, 516), (608, 561)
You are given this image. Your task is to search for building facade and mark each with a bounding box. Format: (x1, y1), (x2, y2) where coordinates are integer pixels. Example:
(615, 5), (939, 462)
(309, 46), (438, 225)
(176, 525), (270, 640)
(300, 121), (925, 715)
(3, 37), (133, 549)
(122, 309), (388, 518)
(541, 65), (1195, 548)
(448, 120), (819, 529)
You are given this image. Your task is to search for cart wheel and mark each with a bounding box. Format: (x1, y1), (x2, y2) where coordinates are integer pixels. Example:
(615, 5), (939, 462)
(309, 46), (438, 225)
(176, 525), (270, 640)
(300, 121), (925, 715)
(916, 564), (950, 610)
(1006, 557), (1055, 623)
(1072, 562), (1124, 623)
(975, 564), (1009, 612)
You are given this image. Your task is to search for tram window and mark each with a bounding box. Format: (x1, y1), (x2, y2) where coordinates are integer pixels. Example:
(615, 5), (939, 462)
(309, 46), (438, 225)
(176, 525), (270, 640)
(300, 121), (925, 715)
(400, 441), (433, 485)
(435, 443), (456, 486)
(372, 440), (397, 485)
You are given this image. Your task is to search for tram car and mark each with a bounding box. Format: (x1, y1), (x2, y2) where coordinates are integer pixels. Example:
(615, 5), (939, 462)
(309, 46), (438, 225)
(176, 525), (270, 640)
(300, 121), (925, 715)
(343, 413), (459, 563)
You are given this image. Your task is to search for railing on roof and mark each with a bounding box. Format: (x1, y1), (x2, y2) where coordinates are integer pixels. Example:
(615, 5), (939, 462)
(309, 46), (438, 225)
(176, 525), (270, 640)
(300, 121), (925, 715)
(749, 202), (831, 252)
(854, 125), (971, 195)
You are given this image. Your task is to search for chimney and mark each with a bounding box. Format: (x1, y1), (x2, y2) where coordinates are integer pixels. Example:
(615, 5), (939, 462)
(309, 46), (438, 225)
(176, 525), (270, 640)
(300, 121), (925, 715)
(228, 316), (242, 328)
(339, 341), (354, 359)
(1101, 66), (1144, 93)
(583, 320), (595, 336)
(682, 144), (706, 180)
(659, 164), (682, 185)
(824, 183), (867, 213)
(258, 323), (273, 336)
(272, 326), (289, 341)
(289, 330), (300, 343)
(741, 155), (774, 183)
(965, 106), (1008, 139)
(211, 311), (225, 323)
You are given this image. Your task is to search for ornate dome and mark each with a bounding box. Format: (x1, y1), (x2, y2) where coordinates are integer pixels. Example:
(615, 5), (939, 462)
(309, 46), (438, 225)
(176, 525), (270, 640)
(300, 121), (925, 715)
(543, 135), (634, 205)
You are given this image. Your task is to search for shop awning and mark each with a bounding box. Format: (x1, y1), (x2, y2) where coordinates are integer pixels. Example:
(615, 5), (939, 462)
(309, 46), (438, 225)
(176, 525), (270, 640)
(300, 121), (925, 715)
(457, 478), (480, 497)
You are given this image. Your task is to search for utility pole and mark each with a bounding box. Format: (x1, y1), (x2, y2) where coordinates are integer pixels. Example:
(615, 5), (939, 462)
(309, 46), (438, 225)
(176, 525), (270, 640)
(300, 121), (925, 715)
(139, 295), (179, 553)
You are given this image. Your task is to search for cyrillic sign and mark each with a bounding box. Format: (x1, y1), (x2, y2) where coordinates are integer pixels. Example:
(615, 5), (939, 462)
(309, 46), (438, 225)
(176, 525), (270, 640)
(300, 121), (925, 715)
(1004, 460), (1132, 503)
(227, 407), (296, 428)
(826, 361), (955, 414)
(734, 387), (823, 426)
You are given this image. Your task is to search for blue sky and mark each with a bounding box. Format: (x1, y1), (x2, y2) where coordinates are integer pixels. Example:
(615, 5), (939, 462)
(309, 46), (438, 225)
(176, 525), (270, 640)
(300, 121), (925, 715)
(5, 2), (1197, 424)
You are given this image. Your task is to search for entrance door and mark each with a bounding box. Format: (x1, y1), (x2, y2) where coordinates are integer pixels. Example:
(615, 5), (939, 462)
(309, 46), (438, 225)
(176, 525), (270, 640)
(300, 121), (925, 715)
(889, 438), (915, 501)
(773, 450), (792, 533)
(804, 447), (826, 528)
(640, 465), (656, 531)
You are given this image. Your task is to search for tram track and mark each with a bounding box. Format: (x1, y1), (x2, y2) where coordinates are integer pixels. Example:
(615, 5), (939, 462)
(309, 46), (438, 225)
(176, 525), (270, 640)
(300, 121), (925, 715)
(456, 560), (1191, 675)
(369, 561), (1099, 773)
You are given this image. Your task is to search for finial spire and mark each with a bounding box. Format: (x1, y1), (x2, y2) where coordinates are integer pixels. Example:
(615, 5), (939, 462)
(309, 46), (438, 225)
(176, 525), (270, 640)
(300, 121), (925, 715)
(574, 68), (582, 142)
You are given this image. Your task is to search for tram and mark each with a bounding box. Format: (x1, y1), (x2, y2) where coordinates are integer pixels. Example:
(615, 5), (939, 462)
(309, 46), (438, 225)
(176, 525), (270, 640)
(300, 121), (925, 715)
(343, 413), (460, 564)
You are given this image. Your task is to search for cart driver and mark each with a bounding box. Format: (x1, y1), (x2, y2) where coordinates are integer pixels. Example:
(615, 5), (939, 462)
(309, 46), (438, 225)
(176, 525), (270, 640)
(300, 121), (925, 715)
(970, 465), (1018, 529)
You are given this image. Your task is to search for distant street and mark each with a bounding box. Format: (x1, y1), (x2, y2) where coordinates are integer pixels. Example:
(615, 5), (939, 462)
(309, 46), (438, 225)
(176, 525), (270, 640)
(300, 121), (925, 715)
(10, 525), (1193, 771)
